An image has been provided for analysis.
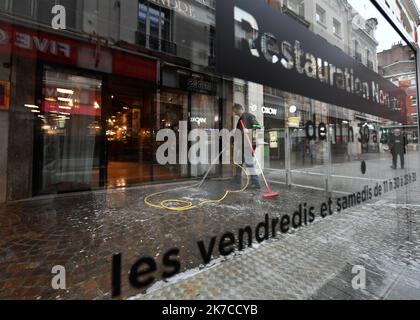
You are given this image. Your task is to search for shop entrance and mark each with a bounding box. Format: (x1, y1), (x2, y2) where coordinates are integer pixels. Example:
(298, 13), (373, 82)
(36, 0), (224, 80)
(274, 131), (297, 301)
(154, 90), (189, 181)
(265, 129), (286, 169)
(190, 93), (220, 177)
(34, 66), (103, 196)
(105, 76), (154, 188)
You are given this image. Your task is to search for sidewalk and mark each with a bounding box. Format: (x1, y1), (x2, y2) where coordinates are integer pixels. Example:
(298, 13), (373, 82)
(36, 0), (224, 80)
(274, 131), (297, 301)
(134, 184), (420, 300)
(0, 154), (419, 300)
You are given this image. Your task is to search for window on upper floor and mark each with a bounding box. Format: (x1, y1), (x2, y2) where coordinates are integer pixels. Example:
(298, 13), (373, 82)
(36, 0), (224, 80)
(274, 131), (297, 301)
(333, 18), (341, 37)
(367, 49), (373, 69)
(284, 0), (305, 18)
(316, 5), (326, 26)
(354, 40), (362, 62)
(138, 0), (174, 54)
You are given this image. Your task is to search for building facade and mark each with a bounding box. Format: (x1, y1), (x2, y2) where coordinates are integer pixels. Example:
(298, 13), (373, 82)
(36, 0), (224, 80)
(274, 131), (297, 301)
(378, 0), (420, 43)
(378, 42), (418, 142)
(0, 0), (418, 203)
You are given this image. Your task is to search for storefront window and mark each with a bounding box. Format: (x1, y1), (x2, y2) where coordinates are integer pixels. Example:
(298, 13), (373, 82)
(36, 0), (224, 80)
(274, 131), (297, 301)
(36, 68), (102, 194)
(104, 74), (155, 188)
(155, 89), (189, 180)
(0, 0), (417, 200)
(218, 0), (418, 195)
(190, 92), (219, 176)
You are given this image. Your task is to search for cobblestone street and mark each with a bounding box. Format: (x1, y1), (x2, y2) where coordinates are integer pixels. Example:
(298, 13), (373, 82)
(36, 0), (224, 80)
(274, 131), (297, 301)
(0, 154), (419, 300)
(134, 187), (420, 300)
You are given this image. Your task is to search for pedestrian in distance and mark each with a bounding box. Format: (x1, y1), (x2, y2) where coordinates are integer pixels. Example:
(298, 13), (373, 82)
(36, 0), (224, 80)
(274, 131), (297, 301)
(388, 128), (407, 170)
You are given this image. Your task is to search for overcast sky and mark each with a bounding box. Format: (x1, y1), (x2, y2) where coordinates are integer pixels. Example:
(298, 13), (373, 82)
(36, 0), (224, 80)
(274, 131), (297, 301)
(348, 0), (406, 52)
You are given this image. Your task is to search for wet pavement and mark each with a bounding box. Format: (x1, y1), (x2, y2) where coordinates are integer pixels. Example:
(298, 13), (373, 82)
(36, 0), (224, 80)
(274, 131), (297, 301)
(0, 153), (419, 300)
(0, 179), (329, 299)
(134, 184), (420, 300)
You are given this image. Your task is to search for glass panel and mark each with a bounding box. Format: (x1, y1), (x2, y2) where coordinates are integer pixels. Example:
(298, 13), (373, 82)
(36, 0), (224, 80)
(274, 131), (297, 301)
(106, 90), (153, 187)
(138, 2), (148, 46)
(316, 5), (326, 25)
(149, 8), (160, 30)
(138, 1), (171, 51)
(38, 68), (102, 194)
(154, 90), (188, 181)
(260, 86), (287, 184)
(190, 93), (219, 177)
(289, 98), (330, 190)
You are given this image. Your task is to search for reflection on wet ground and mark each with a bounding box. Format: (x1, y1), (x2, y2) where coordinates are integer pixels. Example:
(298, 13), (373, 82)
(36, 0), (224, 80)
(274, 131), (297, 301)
(136, 189), (420, 300)
(0, 156), (419, 300)
(0, 178), (329, 299)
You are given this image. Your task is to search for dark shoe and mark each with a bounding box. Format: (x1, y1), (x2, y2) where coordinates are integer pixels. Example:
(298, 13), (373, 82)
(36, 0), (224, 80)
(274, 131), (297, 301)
(391, 165), (396, 170)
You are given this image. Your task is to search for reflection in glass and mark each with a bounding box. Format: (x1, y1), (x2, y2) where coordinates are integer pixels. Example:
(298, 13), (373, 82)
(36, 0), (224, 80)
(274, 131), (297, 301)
(38, 68), (102, 194)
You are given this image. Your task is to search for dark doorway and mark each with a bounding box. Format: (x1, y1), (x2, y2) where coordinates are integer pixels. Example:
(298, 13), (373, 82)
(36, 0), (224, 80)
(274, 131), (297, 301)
(105, 76), (154, 188)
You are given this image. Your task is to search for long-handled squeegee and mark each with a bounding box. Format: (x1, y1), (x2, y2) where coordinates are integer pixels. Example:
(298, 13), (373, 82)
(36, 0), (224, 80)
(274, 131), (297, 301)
(240, 119), (279, 200)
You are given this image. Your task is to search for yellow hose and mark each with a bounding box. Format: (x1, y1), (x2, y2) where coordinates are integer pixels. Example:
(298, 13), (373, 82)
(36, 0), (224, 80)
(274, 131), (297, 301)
(144, 164), (250, 212)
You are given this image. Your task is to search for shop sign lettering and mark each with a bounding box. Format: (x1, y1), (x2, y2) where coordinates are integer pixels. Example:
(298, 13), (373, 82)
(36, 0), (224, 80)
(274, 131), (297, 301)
(14, 32), (71, 58)
(187, 77), (216, 94)
(190, 117), (207, 125)
(0, 23), (76, 64)
(250, 104), (278, 116)
(216, 0), (407, 121)
(149, 0), (195, 17)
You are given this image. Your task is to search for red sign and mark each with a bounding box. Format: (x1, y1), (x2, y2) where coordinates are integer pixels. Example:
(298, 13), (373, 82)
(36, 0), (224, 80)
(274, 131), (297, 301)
(113, 50), (157, 82)
(0, 22), (157, 82)
(0, 22), (78, 66)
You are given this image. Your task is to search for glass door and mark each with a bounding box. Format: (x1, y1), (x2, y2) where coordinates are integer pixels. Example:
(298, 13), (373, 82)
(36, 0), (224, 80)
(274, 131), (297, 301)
(105, 93), (153, 188)
(36, 67), (102, 195)
(154, 89), (189, 181)
(190, 93), (219, 177)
